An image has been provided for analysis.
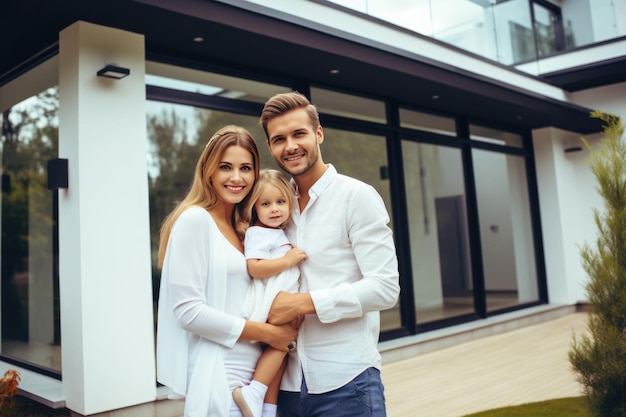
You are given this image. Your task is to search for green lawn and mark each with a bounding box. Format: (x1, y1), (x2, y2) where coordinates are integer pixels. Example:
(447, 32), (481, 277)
(460, 396), (590, 417)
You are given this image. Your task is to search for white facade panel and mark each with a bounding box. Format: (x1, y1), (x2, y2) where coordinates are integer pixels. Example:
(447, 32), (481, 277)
(58, 21), (156, 415)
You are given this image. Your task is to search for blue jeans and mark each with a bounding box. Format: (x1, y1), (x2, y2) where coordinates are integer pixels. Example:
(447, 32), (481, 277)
(277, 368), (387, 417)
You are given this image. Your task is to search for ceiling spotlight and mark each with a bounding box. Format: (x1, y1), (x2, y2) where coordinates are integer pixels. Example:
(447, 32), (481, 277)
(330, 69), (340, 75)
(97, 65), (130, 80)
(193, 37), (204, 42)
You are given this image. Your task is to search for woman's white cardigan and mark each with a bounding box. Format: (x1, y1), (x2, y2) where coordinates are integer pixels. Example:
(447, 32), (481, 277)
(156, 207), (246, 417)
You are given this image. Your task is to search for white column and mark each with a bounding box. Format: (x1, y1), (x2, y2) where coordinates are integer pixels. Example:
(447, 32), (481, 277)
(58, 21), (156, 415)
(533, 127), (600, 305)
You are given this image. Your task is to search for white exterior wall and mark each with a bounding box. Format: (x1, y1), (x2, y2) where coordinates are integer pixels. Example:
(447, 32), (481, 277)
(570, 81), (626, 116)
(58, 21), (156, 414)
(546, 81), (626, 304)
(532, 127), (601, 305)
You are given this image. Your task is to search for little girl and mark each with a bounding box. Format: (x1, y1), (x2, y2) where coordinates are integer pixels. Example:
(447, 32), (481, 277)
(233, 169), (307, 417)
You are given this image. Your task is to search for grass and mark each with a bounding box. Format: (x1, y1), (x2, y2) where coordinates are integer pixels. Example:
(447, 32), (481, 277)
(460, 396), (590, 417)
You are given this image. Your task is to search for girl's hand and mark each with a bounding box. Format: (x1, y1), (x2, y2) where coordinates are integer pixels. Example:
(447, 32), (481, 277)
(284, 247), (307, 267)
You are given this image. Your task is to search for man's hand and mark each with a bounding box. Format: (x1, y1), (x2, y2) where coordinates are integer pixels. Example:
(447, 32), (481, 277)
(268, 292), (315, 325)
(265, 322), (298, 352)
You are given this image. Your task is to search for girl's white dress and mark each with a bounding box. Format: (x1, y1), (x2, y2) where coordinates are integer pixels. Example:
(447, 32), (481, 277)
(157, 207), (261, 417)
(242, 226), (300, 322)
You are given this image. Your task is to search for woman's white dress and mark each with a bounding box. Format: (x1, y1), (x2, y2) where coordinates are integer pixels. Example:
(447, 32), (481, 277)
(156, 207), (261, 417)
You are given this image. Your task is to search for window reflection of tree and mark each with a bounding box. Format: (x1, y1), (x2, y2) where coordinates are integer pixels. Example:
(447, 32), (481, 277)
(1, 87), (58, 355)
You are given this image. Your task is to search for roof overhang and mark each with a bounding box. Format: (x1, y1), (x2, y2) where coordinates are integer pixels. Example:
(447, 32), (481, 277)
(0, 0), (606, 133)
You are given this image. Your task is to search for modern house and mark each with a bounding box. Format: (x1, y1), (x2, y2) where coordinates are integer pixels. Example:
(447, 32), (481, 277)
(1, 0), (625, 415)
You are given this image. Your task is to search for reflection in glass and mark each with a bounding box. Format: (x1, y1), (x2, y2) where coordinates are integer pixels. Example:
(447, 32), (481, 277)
(472, 149), (538, 312)
(533, 1), (560, 57)
(402, 140), (474, 325)
(493, 0), (534, 65)
(1, 88), (60, 373)
(470, 124), (523, 147)
(146, 102), (277, 299)
(559, 0), (621, 48)
(431, 0), (494, 59)
(311, 87), (386, 124)
(146, 61), (291, 104)
(400, 108), (456, 136)
(321, 128), (400, 331)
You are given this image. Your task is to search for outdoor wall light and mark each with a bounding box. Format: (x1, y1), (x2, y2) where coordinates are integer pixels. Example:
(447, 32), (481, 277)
(47, 158), (69, 190)
(564, 146), (583, 153)
(97, 64), (130, 79)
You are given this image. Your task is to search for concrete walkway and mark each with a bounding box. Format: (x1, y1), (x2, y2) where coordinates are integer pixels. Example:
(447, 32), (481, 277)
(381, 312), (588, 417)
(10, 310), (588, 416)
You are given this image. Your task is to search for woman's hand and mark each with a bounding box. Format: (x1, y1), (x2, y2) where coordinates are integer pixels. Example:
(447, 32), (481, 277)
(240, 320), (297, 352)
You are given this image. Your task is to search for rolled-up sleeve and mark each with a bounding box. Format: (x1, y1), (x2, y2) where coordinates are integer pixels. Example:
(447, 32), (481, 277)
(309, 184), (399, 323)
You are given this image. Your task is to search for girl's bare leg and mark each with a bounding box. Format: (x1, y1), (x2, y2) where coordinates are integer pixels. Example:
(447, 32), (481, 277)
(233, 347), (287, 417)
(254, 347), (287, 387)
(264, 352), (287, 404)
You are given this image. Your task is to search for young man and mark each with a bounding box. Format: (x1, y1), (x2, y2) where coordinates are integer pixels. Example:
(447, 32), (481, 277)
(260, 91), (400, 417)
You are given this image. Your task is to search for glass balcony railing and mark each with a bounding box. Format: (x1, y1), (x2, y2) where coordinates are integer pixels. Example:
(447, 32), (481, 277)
(324, 0), (626, 66)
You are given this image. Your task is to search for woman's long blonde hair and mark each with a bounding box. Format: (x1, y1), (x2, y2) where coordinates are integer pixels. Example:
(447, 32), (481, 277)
(157, 125), (260, 267)
(239, 169), (295, 233)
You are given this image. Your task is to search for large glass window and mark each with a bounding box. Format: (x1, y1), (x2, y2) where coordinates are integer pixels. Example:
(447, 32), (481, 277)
(311, 87), (387, 124)
(146, 103), (274, 297)
(400, 108), (456, 137)
(145, 86), (401, 330)
(1, 87), (60, 373)
(321, 127), (400, 331)
(146, 68), (291, 316)
(402, 141), (474, 325)
(471, 124), (523, 147)
(146, 61), (287, 104)
(145, 64), (543, 338)
(472, 149), (539, 311)
(533, 1), (563, 57)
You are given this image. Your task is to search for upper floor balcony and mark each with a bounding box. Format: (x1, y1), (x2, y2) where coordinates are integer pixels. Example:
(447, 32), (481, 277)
(323, 0), (626, 90)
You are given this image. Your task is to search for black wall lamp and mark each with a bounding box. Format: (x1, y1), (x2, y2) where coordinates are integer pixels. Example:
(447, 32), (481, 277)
(564, 146), (583, 153)
(97, 64), (130, 79)
(47, 158), (69, 190)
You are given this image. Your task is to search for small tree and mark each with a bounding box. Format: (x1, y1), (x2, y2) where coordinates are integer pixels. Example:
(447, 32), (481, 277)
(569, 110), (626, 417)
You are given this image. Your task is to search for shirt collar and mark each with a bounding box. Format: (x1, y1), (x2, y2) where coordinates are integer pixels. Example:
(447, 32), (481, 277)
(291, 164), (336, 200)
